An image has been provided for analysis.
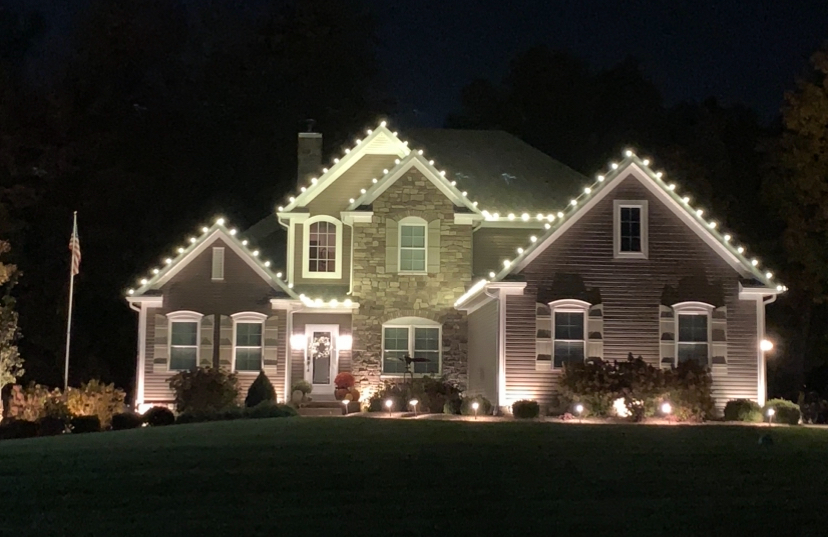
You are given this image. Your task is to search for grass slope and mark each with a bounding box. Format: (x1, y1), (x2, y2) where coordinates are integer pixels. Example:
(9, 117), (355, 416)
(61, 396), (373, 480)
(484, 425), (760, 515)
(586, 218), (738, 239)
(1, 418), (827, 536)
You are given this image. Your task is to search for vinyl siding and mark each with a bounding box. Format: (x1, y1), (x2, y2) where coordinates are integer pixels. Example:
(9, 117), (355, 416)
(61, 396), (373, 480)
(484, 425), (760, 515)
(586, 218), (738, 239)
(472, 227), (544, 278)
(505, 174), (759, 408)
(467, 300), (499, 403)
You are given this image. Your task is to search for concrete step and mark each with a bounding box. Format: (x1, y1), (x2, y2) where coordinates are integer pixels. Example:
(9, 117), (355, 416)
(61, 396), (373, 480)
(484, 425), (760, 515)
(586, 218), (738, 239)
(297, 400), (359, 416)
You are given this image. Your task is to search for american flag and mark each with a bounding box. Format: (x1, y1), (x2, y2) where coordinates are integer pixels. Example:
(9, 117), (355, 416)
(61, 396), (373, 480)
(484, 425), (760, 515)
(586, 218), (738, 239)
(69, 215), (81, 276)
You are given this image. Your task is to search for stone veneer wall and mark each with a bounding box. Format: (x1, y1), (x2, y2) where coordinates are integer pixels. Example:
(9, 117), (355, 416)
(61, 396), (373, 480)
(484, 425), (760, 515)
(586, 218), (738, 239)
(351, 170), (473, 394)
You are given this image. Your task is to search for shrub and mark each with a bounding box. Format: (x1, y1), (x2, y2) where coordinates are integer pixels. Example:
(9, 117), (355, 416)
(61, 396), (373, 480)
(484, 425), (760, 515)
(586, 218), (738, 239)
(143, 406), (175, 427)
(5, 383), (62, 422)
(176, 407), (244, 424)
(65, 380), (126, 428)
(334, 372), (356, 389)
(168, 367), (239, 413)
(291, 379), (313, 395)
(723, 399), (763, 422)
(36, 416), (66, 436)
(245, 371), (277, 408)
(461, 395), (493, 416)
(764, 398), (801, 425)
(70, 415), (102, 434)
(798, 391), (828, 424)
(443, 398), (462, 415)
(0, 419), (38, 440)
(111, 412), (144, 430)
(244, 402), (298, 419)
(512, 400), (540, 419)
(368, 377), (461, 413)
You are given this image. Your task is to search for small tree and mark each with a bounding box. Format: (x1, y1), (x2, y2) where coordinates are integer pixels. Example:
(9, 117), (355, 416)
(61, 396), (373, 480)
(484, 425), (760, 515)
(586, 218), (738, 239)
(0, 240), (23, 390)
(167, 367), (239, 413)
(245, 371), (276, 408)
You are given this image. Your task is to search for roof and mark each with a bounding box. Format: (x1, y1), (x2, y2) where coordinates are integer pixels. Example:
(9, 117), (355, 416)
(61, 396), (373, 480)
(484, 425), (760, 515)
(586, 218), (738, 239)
(405, 129), (589, 214)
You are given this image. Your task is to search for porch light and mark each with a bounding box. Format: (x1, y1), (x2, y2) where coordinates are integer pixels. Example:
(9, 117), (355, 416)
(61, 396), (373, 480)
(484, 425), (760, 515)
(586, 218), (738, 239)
(661, 402), (672, 415)
(290, 334), (307, 351)
(760, 339), (773, 352)
(337, 335), (353, 351)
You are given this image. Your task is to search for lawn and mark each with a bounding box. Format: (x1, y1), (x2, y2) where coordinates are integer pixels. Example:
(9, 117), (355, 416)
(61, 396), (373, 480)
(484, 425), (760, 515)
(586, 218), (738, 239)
(1, 418), (826, 536)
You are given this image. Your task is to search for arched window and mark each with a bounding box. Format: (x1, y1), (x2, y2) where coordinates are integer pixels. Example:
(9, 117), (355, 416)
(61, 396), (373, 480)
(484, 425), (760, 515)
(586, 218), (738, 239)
(303, 216), (342, 279)
(382, 317), (441, 375)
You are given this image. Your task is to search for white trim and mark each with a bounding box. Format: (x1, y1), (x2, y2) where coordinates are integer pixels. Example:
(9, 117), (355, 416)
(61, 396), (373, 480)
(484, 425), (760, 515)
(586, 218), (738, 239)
(495, 290), (506, 408)
(134, 302), (149, 408)
(477, 220), (548, 229)
(613, 200), (648, 259)
(739, 283), (783, 299)
(548, 299), (590, 369)
(231, 312), (268, 373)
(301, 215), (343, 279)
(304, 324), (340, 395)
(127, 296), (164, 307)
(167, 311), (203, 371)
(398, 216), (427, 273)
(672, 301), (714, 367)
(287, 219), (296, 284)
(381, 317), (442, 376)
(454, 213), (484, 225)
(340, 211), (373, 224)
(211, 247), (225, 280)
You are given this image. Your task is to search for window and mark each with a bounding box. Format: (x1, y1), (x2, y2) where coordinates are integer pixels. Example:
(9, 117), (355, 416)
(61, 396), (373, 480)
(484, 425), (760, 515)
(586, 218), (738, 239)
(170, 321), (198, 370)
(303, 216), (343, 279)
(614, 200), (648, 258)
(382, 317), (441, 375)
(235, 323), (263, 371)
(212, 247), (225, 281)
(546, 299), (591, 369)
(399, 220), (426, 272)
(554, 311), (585, 368)
(673, 302), (714, 367)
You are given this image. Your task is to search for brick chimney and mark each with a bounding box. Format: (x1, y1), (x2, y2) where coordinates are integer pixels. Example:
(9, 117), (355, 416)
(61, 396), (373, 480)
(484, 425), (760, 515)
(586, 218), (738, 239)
(297, 120), (322, 188)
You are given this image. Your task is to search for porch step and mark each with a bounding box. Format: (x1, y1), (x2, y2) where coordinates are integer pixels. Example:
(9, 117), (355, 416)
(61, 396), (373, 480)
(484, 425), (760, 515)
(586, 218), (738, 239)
(297, 401), (359, 417)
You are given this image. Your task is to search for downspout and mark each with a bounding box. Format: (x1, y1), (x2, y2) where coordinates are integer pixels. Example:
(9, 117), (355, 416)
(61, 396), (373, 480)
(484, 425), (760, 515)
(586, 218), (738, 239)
(758, 294), (777, 406)
(484, 287), (505, 410)
(129, 301), (147, 410)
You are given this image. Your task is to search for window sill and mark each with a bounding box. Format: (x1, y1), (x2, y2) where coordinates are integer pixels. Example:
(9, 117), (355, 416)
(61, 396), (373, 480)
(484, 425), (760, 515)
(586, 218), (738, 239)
(397, 271), (428, 276)
(614, 252), (648, 259)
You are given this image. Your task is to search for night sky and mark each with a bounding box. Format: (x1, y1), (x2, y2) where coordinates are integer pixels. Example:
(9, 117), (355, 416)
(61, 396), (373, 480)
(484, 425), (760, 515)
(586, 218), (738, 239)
(14, 0), (828, 126)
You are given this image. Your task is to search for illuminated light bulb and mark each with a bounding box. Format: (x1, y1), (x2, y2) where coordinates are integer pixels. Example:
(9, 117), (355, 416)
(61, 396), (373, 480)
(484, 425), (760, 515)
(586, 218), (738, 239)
(278, 206), (284, 212)
(323, 168), (328, 173)
(597, 175), (605, 182)
(544, 223), (551, 229)
(360, 189), (366, 194)
(152, 268), (159, 274)
(418, 149), (423, 155)
(288, 283), (294, 289)
(536, 214), (544, 220)
(177, 247), (185, 254)
(723, 234), (731, 242)
(140, 278), (148, 285)
(334, 158), (339, 163)
(300, 187), (306, 193)
(547, 214), (555, 221)
(668, 184), (676, 191)
(482, 210), (490, 217)
(473, 201), (478, 206)
(508, 213), (515, 220)
(440, 171), (446, 176)
(311, 178), (318, 184)
(356, 139), (361, 144)
(682, 197), (690, 204)
(766, 272), (773, 279)
(776, 285), (783, 291)
(696, 209), (704, 217)
(216, 217), (225, 225)
(393, 131), (398, 136)
(349, 198), (355, 203)
(394, 159), (400, 164)
(372, 178), (377, 183)
(252, 250), (259, 257)
(611, 162), (618, 169)
(383, 169), (388, 174)
(570, 200), (577, 206)
(314, 298), (322, 306)
(503, 260), (511, 267)
(737, 246), (744, 254)
(380, 121), (387, 127)
(165, 258), (172, 265)
(201, 226), (209, 233)
(661, 402), (672, 415)
(462, 192), (468, 197)
(344, 299), (352, 307)
(230, 229), (237, 235)
(127, 289), (134, 295)
(450, 181), (456, 186)
(489, 271), (496, 278)
(429, 160), (434, 165)
(584, 187), (591, 194)
(521, 213), (529, 221)
(276, 272), (283, 278)
(530, 236), (537, 243)
(264, 261), (271, 267)
(242, 240), (248, 246)
(289, 196), (295, 202)
(751, 259), (758, 266)
(329, 299), (338, 307)
(344, 149), (350, 154)
(655, 172), (663, 179)
(642, 159), (650, 166)
(492, 213), (500, 219)
(517, 247), (524, 254)
(189, 237), (196, 244)
(557, 212), (564, 218)
(625, 150), (633, 157)
(708, 221), (717, 229)
(366, 129), (373, 134)
(402, 140), (408, 146)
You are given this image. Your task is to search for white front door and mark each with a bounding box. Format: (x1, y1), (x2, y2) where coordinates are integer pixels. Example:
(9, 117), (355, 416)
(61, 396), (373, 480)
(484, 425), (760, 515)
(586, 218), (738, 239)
(304, 324), (339, 396)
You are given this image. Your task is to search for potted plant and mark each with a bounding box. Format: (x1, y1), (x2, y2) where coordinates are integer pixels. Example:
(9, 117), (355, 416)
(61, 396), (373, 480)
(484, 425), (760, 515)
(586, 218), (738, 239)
(291, 380), (313, 405)
(334, 372), (355, 400)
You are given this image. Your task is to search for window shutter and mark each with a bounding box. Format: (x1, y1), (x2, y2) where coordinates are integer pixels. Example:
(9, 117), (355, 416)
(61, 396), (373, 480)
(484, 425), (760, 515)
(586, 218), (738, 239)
(199, 315), (214, 367)
(587, 304), (603, 360)
(711, 306), (727, 365)
(212, 247), (225, 280)
(263, 315), (280, 376)
(659, 305), (675, 369)
(219, 315), (233, 369)
(427, 220), (441, 273)
(385, 218), (398, 273)
(153, 314), (169, 373)
(535, 303), (552, 371)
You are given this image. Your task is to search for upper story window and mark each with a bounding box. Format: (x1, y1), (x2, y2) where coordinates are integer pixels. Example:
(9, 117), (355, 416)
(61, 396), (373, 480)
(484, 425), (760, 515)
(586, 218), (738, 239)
(167, 311), (203, 371)
(303, 216), (343, 279)
(613, 200), (648, 259)
(382, 316), (441, 375)
(399, 217), (427, 272)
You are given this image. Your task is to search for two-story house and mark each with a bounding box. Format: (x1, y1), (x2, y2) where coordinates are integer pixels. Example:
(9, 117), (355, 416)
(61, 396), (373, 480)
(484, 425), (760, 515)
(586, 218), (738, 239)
(126, 120), (784, 412)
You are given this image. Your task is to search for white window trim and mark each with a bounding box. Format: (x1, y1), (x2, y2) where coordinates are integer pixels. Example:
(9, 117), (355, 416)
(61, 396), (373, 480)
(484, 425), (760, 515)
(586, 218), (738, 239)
(613, 200), (648, 259)
(672, 301), (714, 367)
(549, 299), (590, 369)
(211, 247), (225, 281)
(398, 216), (428, 274)
(302, 215), (343, 279)
(231, 312), (268, 373)
(381, 317), (441, 376)
(167, 311), (203, 371)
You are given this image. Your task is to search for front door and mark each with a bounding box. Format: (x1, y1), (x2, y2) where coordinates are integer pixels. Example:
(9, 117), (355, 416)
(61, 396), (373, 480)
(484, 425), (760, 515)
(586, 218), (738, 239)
(304, 324), (338, 396)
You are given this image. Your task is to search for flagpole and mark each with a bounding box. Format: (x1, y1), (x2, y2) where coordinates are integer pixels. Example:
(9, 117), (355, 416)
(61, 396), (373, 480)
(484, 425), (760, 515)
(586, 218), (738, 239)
(64, 211), (77, 391)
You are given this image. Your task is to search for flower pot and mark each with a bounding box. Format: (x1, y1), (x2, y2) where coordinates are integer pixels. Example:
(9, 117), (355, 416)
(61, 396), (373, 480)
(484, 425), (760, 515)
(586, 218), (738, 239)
(291, 390), (304, 404)
(334, 388), (349, 400)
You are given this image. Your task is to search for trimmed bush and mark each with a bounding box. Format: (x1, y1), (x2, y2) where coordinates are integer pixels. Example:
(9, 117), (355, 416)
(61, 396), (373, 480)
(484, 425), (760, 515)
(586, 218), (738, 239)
(0, 419), (38, 440)
(168, 367), (240, 414)
(111, 411), (144, 430)
(143, 406), (175, 427)
(764, 398), (801, 425)
(443, 398), (462, 415)
(461, 395), (493, 416)
(291, 379), (313, 395)
(723, 399), (763, 422)
(798, 391), (828, 424)
(244, 402), (298, 419)
(36, 416), (66, 436)
(176, 407), (244, 424)
(369, 377), (461, 413)
(512, 400), (540, 419)
(70, 415), (102, 434)
(245, 371), (277, 408)
(65, 380), (126, 428)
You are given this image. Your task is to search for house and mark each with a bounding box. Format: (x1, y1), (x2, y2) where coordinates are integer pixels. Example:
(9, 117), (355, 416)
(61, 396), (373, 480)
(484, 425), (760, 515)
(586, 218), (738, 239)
(126, 120), (784, 412)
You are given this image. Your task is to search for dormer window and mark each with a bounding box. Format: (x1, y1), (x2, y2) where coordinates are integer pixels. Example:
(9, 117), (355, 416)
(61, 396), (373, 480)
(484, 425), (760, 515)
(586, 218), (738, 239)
(613, 200), (648, 259)
(303, 216), (343, 279)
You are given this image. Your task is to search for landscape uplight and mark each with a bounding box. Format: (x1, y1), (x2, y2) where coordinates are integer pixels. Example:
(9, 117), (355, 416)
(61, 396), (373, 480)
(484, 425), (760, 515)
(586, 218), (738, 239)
(575, 403), (584, 423)
(341, 399), (349, 415)
(410, 399), (419, 416)
(385, 399), (393, 416)
(472, 401), (480, 419)
(767, 407), (775, 426)
(661, 402), (672, 415)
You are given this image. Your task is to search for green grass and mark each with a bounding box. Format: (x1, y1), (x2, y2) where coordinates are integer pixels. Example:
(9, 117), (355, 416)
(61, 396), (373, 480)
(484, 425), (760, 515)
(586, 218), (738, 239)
(2, 418), (827, 536)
